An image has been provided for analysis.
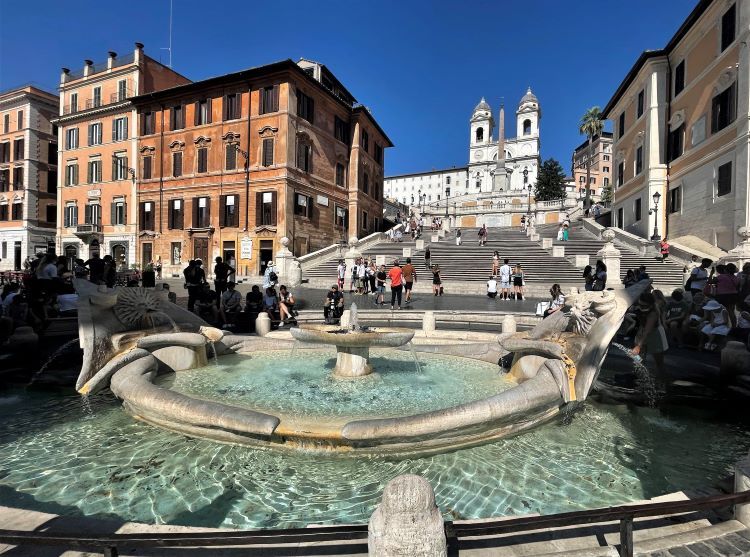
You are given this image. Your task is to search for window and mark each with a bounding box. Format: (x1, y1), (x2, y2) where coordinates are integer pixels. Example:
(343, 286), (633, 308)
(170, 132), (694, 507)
(117, 80), (127, 102)
(111, 199), (127, 225)
(667, 125), (684, 162)
(446, 176), (451, 184)
(13, 138), (24, 160)
(334, 116), (349, 143)
(618, 112), (625, 138)
(193, 196), (210, 228)
(0, 206), (7, 221)
(197, 147), (208, 173)
(64, 204), (78, 227)
(603, 154), (610, 161)
(374, 143), (383, 164)
(88, 122), (102, 146)
(11, 203), (22, 220)
(589, 177), (595, 185)
(294, 193), (313, 218)
(112, 155), (128, 181)
(65, 163), (78, 186)
(635, 146), (643, 175)
(16, 110), (23, 130)
(48, 170), (57, 193)
(603, 177), (610, 187)
(113, 117), (128, 141)
(361, 211), (368, 231)
(171, 105), (184, 131)
(140, 201), (154, 230)
(617, 207), (624, 228)
(335, 163), (345, 187)
(84, 203), (101, 226)
(634, 198), (642, 221)
(141, 111), (155, 135)
(674, 60), (685, 96)
(195, 99), (211, 126)
(12, 167), (23, 189)
(668, 187), (681, 214)
(523, 119), (531, 135)
(262, 138), (274, 167)
(224, 93), (239, 121)
(70, 93), (78, 113)
(0, 142), (7, 163)
(717, 161), (732, 197)
(259, 86), (279, 114)
(297, 90), (314, 124)
(220, 195), (239, 227)
(296, 140), (312, 172)
(46, 205), (55, 223)
(475, 180), (481, 188)
(93, 86), (101, 108)
(335, 205), (348, 228)
(579, 175), (585, 183)
(142, 155), (152, 179)
(362, 173), (369, 194)
(225, 144), (237, 171)
(637, 90), (644, 118)
(721, 3), (736, 52)
(711, 82), (737, 133)
(168, 199), (184, 229)
(171, 242), (182, 265)
(617, 162), (624, 187)
(603, 166), (610, 173)
(87, 159), (102, 183)
(256, 191), (276, 226)
(65, 128), (79, 149)
(361, 130), (369, 152)
(172, 151), (182, 177)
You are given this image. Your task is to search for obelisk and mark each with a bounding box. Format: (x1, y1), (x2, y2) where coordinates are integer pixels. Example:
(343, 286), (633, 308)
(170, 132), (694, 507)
(492, 104), (508, 192)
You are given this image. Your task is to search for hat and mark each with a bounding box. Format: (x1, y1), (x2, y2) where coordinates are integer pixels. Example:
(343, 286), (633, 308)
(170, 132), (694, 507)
(703, 300), (722, 311)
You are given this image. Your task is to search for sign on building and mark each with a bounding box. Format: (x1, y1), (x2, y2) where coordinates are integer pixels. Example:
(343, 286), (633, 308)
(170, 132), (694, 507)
(240, 237), (253, 259)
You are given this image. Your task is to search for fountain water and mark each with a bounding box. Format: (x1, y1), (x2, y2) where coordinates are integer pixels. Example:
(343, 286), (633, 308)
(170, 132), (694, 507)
(80, 394), (94, 417)
(350, 303), (359, 331)
(29, 337), (80, 385)
(611, 342), (659, 406)
(406, 341), (422, 374)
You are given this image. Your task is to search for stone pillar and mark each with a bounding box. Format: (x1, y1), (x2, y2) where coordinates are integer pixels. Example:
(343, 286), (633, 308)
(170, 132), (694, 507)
(735, 455), (750, 527)
(725, 226), (750, 269)
(502, 315), (517, 334)
(344, 236), (362, 276)
(368, 475), (447, 557)
(596, 229), (622, 289)
(275, 237), (301, 287)
(552, 245), (565, 258)
(422, 311), (436, 334)
(542, 238), (553, 249)
(415, 239), (425, 250)
(573, 254), (590, 268)
(255, 313), (271, 337)
(431, 234), (439, 243)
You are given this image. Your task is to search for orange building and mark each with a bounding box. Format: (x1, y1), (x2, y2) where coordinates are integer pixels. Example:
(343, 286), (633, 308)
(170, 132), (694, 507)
(54, 43), (189, 268)
(131, 58), (391, 277)
(0, 86), (58, 270)
(571, 132), (613, 201)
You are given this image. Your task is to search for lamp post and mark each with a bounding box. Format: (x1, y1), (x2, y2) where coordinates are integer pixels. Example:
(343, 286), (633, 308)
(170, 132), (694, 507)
(649, 191), (662, 241)
(445, 186), (451, 217)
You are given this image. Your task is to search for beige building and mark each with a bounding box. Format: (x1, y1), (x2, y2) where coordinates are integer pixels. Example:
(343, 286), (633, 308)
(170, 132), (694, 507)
(603, 0), (749, 251)
(571, 132), (613, 201)
(0, 86), (58, 270)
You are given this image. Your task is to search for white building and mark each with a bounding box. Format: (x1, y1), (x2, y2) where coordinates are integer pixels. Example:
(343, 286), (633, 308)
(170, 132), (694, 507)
(385, 88), (542, 205)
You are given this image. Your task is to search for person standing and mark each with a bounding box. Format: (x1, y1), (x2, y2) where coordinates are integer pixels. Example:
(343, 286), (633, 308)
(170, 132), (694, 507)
(337, 259), (346, 290)
(387, 260), (404, 310)
(520, 215), (527, 233)
(183, 260), (205, 312)
(84, 252), (105, 284)
(431, 264), (442, 296)
(213, 256), (235, 307)
(357, 259), (367, 295)
(556, 224), (564, 241)
(498, 258), (512, 301)
(402, 257), (417, 305)
(714, 264), (739, 327)
(512, 264), (525, 301)
(424, 247), (431, 270)
(562, 223), (570, 241)
(455, 228), (462, 246)
(659, 238), (670, 262)
(686, 258), (711, 296)
(374, 264), (387, 306)
(263, 261), (277, 290)
(368, 260), (377, 295)
(491, 251), (500, 275)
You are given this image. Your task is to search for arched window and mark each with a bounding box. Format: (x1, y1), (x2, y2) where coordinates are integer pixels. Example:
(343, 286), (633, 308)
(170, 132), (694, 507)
(476, 127), (484, 142)
(523, 119), (532, 135)
(64, 245), (78, 258)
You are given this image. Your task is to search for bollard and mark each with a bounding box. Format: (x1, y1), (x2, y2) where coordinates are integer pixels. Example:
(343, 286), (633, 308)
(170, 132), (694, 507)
(551, 245), (565, 258)
(402, 247), (412, 258)
(255, 313), (271, 337)
(502, 315), (517, 334)
(368, 475), (447, 557)
(573, 254), (590, 268)
(431, 234), (439, 243)
(542, 238), (553, 249)
(415, 239), (425, 250)
(422, 311), (436, 334)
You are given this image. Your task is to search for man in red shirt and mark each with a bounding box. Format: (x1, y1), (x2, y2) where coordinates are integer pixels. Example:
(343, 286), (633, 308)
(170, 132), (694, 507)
(402, 257), (417, 305)
(387, 260), (404, 310)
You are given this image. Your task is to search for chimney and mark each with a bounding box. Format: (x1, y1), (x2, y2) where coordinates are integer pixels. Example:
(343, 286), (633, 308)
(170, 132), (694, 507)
(107, 51), (117, 70)
(83, 59), (93, 77)
(134, 42), (144, 64)
(61, 67), (70, 85)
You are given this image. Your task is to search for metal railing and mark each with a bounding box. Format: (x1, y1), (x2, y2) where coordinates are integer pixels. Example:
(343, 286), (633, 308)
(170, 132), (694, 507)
(0, 487), (747, 556)
(75, 223), (101, 234)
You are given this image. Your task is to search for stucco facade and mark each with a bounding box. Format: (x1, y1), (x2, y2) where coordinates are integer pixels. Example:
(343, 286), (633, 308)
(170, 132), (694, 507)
(571, 132), (613, 200)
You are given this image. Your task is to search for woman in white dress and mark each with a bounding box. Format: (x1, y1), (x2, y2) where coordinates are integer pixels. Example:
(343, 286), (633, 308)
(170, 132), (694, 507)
(700, 299), (730, 351)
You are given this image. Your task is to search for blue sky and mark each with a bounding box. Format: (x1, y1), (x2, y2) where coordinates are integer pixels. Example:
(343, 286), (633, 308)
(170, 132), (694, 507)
(1, 0), (696, 176)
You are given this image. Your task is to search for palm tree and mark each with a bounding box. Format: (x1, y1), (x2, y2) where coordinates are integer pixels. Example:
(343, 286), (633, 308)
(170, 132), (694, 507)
(579, 106), (604, 212)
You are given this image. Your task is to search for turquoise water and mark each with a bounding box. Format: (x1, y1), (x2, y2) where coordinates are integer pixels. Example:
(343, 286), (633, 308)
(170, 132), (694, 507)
(1, 389), (748, 529)
(154, 349), (513, 419)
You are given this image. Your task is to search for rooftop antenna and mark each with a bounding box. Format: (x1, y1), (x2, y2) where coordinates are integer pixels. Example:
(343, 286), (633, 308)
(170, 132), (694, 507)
(160, 0), (173, 67)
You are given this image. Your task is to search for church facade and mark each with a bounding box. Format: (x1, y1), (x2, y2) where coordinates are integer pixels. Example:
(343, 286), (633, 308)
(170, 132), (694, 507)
(384, 88), (542, 205)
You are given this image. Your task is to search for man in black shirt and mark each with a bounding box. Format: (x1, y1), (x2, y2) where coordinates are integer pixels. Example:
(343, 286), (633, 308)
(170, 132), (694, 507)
(183, 259), (206, 312)
(324, 285), (345, 323)
(85, 253), (105, 284)
(213, 256), (235, 307)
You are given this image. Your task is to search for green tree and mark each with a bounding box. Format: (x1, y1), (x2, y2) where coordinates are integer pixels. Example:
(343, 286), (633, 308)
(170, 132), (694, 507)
(600, 182), (613, 206)
(534, 158), (566, 201)
(579, 106), (604, 211)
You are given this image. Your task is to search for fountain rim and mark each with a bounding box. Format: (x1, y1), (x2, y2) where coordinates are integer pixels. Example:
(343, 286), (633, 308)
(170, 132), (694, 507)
(289, 324), (415, 348)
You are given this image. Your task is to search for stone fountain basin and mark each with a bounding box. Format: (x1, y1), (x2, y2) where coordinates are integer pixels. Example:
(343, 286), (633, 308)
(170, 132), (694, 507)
(290, 325), (414, 348)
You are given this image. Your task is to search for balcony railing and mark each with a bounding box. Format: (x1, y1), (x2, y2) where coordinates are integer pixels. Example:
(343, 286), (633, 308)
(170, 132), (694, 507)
(76, 223), (101, 234)
(62, 88), (133, 116)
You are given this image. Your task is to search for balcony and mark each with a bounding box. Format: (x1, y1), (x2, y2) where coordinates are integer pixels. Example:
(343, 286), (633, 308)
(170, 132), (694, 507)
(75, 223), (102, 242)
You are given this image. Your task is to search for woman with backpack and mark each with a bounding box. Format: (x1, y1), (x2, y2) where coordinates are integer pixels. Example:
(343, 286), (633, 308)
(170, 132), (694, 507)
(592, 260), (607, 291)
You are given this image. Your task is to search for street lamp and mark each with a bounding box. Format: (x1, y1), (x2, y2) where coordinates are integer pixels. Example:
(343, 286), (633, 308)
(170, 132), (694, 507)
(445, 186), (451, 217)
(649, 191), (662, 241)
(523, 168), (530, 211)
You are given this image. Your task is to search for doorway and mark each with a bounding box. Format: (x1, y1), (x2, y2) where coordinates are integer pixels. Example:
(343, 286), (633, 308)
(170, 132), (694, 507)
(112, 244), (127, 270)
(259, 240), (273, 275)
(142, 242), (153, 269)
(222, 241), (236, 279)
(193, 237), (209, 264)
(13, 241), (21, 270)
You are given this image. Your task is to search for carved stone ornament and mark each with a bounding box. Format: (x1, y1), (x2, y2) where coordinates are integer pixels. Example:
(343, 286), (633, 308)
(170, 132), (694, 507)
(168, 140), (185, 151)
(258, 126), (278, 138)
(194, 135), (212, 146)
(714, 66), (737, 94)
(139, 145), (156, 154)
(222, 131), (241, 142)
(669, 109), (686, 131)
(114, 288), (162, 328)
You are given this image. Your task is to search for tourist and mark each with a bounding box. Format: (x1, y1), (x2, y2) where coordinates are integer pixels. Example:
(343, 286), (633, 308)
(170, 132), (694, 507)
(455, 228), (462, 246)
(637, 265), (650, 281)
(623, 269), (637, 288)
(498, 258), (512, 301)
(686, 258), (711, 296)
(431, 264), (442, 296)
(262, 286), (279, 322)
(491, 251), (500, 275)
(155, 256), (162, 279)
(214, 256), (235, 307)
(737, 262), (750, 302)
(659, 238), (670, 262)
(1, 283), (20, 316)
(563, 213), (571, 228)
(487, 275), (498, 299)
(592, 203), (602, 219)
(402, 257), (416, 305)
(520, 214), (527, 233)
(55, 282), (78, 317)
(512, 264), (525, 301)
(664, 289), (689, 346)
(195, 283), (220, 324)
(337, 259), (346, 290)
(683, 255), (700, 290)
(183, 260), (205, 312)
(357, 259), (367, 294)
(714, 264), (739, 328)
(424, 247), (431, 269)
(543, 284), (565, 318)
(220, 281), (242, 325)
(699, 299), (730, 352)
(729, 293), (750, 344)
(593, 260), (607, 291)
(245, 285), (263, 313)
(556, 224), (564, 241)
(324, 284), (344, 323)
(84, 252), (104, 284)
(681, 291), (706, 348)
(102, 255), (117, 288)
(562, 223), (570, 241)
(632, 292), (669, 388)
(368, 260), (377, 295)
(278, 285), (296, 327)
(388, 260), (404, 309)
(478, 224), (488, 246)
(374, 264), (387, 306)
(582, 265), (594, 291)
(349, 259), (358, 293)
(263, 261), (277, 290)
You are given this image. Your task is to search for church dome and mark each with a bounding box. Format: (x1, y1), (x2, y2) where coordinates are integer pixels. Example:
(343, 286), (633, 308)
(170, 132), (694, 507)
(473, 97), (491, 113)
(519, 87), (538, 105)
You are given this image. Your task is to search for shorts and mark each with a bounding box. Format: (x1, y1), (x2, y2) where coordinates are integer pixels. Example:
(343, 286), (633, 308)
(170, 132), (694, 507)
(405, 282), (413, 291)
(500, 280), (510, 289)
(513, 277), (523, 287)
(377, 285), (385, 294)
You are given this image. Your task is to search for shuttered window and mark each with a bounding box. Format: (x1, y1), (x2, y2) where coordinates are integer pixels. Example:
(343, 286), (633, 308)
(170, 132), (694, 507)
(224, 93), (239, 121)
(193, 197), (210, 228)
(194, 99), (212, 126)
(334, 117), (349, 143)
(220, 194), (240, 227)
(226, 144), (237, 170)
(12, 167), (23, 189)
(256, 191), (277, 226)
(112, 117), (128, 141)
(262, 138), (274, 167)
(168, 199), (184, 229)
(88, 123), (102, 146)
(717, 162), (732, 197)
(87, 159), (102, 184)
(111, 199), (127, 225)
(172, 152), (182, 177)
(293, 193), (313, 218)
(171, 105), (184, 131)
(296, 141), (312, 172)
(140, 201), (154, 230)
(259, 85), (279, 114)
(141, 111), (155, 135)
(197, 147), (208, 173)
(142, 155), (152, 179)
(335, 163), (345, 187)
(297, 90), (314, 123)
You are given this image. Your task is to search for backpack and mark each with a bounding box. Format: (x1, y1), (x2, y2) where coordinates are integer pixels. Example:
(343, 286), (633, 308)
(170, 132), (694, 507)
(269, 271), (278, 282)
